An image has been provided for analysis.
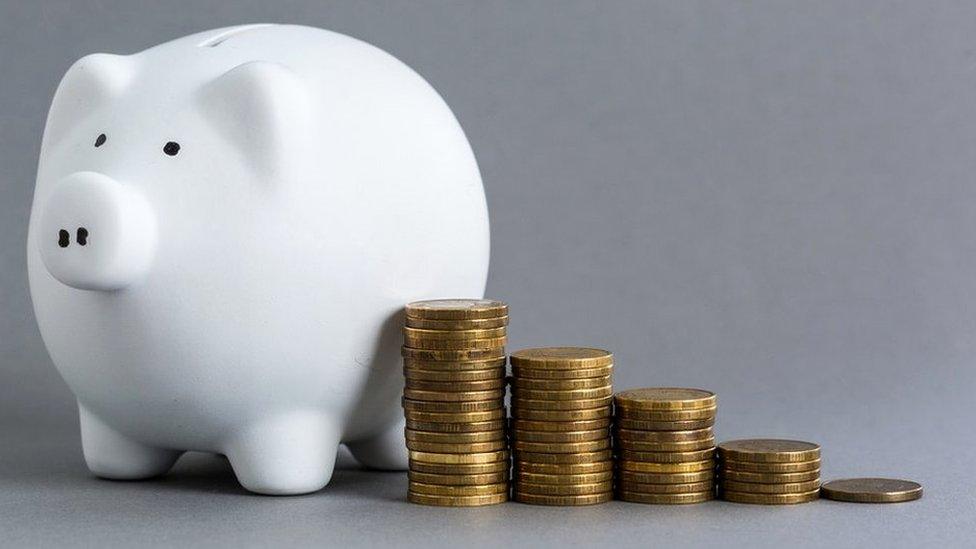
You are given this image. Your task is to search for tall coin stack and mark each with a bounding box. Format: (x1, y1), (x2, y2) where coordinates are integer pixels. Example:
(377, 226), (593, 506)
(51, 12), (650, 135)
(510, 347), (615, 506)
(717, 439), (821, 505)
(402, 299), (510, 507)
(614, 388), (717, 504)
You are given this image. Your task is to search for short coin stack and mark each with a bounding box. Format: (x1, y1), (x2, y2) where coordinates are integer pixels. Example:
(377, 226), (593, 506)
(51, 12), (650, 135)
(613, 388), (718, 504)
(717, 439), (821, 504)
(510, 347), (614, 506)
(402, 299), (510, 507)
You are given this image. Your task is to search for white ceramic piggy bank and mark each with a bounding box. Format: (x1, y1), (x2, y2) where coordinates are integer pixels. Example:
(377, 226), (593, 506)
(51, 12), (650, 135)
(27, 24), (489, 495)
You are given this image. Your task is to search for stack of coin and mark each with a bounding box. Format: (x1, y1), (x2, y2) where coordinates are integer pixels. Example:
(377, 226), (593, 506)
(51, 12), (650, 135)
(614, 388), (717, 504)
(717, 439), (821, 505)
(402, 299), (510, 507)
(510, 347), (614, 506)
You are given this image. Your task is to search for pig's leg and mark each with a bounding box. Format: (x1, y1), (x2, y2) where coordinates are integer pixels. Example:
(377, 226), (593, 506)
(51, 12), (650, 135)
(224, 411), (340, 495)
(345, 418), (409, 470)
(78, 403), (182, 479)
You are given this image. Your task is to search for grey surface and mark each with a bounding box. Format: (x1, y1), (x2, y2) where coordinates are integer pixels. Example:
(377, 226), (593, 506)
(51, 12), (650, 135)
(2, 1), (975, 547)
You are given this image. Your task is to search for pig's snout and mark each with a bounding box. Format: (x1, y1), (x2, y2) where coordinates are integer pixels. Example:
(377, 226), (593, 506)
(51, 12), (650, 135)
(38, 172), (156, 291)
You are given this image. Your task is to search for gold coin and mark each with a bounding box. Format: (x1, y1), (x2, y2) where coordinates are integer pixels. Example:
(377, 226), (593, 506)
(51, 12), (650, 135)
(513, 365), (613, 380)
(617, 470), (714, 484)
(515, 480), (613, 496)
(512, 386), (614, 401)
(512, 396), (613, 411)
(512, 428), (608, 443)
(402, 389), (504, 403)
(514, 375), (612, 390)
(408, 471), (509, 486)
(511, 406), (612, 421)
(409, 450), (509, 465)
(614, 388), (716, 410)
(401, 347), (505, 362)
(617, 459), (714, 473)
(614, 417), (715, 431)
(404, 367), (506, 382)
(719, 458), (820, 473)
(406, 419), (506, 433)
(721, 488), (819, 505)
(617, 448), (715, 463)
(403, 326), (508, 340)
(409, 481), (508, 496)
(719, 469), (821, 484)
(819, 478), (922, 503)
(406, 315), (509, 330)
(401, 398), (502, 412)
(719, 479), (821, 494)
(409, 459), (509, 475)
(405, 299), (508, 320)
(514, 449), (612, 464)
(514, 492), (612, 506)
(403, 357), (506, 372)
(405, 378), (506, 392)
(511, 418), (611, 432)
(515, 471), (614, 485)
(616, 490), (714, 504)
(615, 406), (716, 421)
(408, 491), (508, 507)
(717, 439), (820, 463)
(616, 437), (716, 452)
(616, 480), (714, 494)
(405, 429), (506, 444)
(512, 439), (611, 454)
(614, 428), (713, 442)
(403, 408), (505, 423)
(514, 460), (614, 475)
(406, 439), (507, 453)
(403, 336), (507, 351)
(510, 347), (613, 369)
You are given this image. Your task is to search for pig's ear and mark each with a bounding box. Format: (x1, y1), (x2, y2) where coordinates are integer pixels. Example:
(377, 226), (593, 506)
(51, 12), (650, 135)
(201, 61), (310, 182)
(44, 53), (133, 147)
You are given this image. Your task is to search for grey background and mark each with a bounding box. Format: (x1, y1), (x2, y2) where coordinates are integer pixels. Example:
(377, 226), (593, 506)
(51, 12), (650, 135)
(1, 0), (974, 546)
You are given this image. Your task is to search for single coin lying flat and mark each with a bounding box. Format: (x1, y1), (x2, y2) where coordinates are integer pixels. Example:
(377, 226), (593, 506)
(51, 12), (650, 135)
(820, 478), (922, 503)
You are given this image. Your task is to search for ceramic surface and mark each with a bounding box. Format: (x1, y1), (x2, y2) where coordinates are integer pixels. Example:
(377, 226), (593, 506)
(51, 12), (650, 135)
(27, 24), (489, 495)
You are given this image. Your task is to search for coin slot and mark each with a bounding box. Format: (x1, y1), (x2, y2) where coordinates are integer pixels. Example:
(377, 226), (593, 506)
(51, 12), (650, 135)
(197, 24), (275, 47)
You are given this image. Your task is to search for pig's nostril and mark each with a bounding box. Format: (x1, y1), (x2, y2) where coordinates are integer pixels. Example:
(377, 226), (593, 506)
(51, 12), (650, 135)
(58, 230), (69, 248)
(76, 227), (89, 246)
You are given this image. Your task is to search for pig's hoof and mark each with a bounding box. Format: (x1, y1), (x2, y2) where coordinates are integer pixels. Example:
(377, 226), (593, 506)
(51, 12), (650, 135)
(79, 404), (182, 479)
(225, 412), (340, 495)
(346, 419), (409, 470)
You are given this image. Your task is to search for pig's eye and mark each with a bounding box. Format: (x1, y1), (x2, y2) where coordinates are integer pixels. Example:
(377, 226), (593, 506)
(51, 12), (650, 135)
(94, 134), (107, 148)
(163, 141), (181, 156)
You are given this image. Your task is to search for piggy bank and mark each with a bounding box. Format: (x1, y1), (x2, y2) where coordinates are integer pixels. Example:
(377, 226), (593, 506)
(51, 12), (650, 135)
(27, 24), (489, 495)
